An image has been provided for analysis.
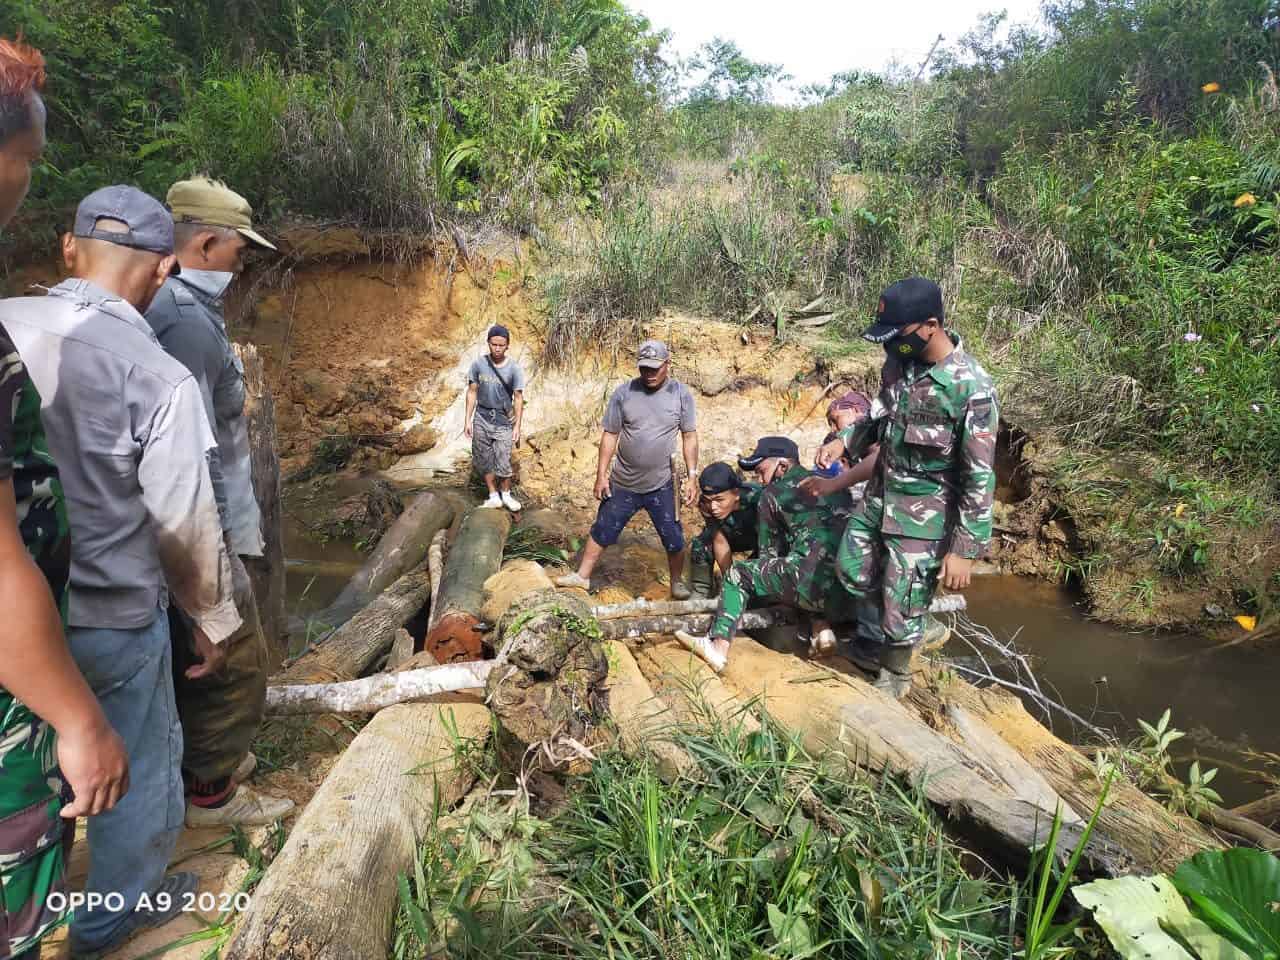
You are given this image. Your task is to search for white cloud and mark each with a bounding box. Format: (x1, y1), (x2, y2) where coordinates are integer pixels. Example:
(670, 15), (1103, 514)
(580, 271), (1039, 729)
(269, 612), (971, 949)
(627, 0), (1045, 100)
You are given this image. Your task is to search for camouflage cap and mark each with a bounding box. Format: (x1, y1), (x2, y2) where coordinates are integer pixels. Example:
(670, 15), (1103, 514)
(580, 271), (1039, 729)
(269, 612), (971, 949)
(167, 176), (277, 251)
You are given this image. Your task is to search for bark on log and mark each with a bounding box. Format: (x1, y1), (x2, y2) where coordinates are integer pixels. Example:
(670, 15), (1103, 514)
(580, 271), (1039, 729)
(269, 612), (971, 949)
(600, 607), (796, 641)
(592, 594), (965, 621)
(224, 702), (489, 960)
(275, 566), (431, 684)
(634, 642), (761, 735)
(906, 665), (1221, 873)
(719, 637), (1129, 876)
(426, 528), (447, 630)
(386, 627), (415, 670)
(266, 661), (495, 715)
(307, 492), (455, 636)
(235, 343), (286, 666)
(1232, 790), (1280, 830)
(603, 640), (694, 780)
(426, 507), (511, 661)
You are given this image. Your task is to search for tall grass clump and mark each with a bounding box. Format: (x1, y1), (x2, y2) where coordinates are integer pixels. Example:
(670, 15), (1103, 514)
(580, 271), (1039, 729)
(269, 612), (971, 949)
(394, 716), (1019, 958)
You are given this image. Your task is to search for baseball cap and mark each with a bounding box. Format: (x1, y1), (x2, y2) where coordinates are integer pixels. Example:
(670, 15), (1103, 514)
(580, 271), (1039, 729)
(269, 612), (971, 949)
(698, 462), (742, 496)
(74, 186), (180, 272)
(167, 176), (278, 251)
(738, 436), (800, 470)
(637, 339), (669, 369)
(861, 277), (944, 344)
(488, 324), (511, 342)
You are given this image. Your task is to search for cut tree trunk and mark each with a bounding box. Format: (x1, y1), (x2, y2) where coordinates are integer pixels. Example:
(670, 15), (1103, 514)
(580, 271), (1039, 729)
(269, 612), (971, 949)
(1232, 791), (1280, 830)
(266, 661), (494, 715)
(599, 607), (796, 641)
(274, 566), (431, 684)
(634, 642), (761, 735)
(719, 637), (1131, 876)
(591, 593), (966, 621)
(603, 640), (693, 779)
(224, 702), (489, 960)
(426, 507), (511, 661)
(234, 343), (286, 665)
(905, 663), (1221, 874)
(305, 492), (455, 636)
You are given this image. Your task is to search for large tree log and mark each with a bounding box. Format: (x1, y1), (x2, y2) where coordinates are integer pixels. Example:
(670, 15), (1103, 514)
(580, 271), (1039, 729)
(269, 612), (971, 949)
(719, 637), (1130, 876)
(275, 566), (431, 684)
(906, 666), (1222, 873)
(305, 492), (455, 636)
(1232, 790), (1280, 830)
(426, 507), (511, 661)
(224, 702), (489, 960)
(235, 343), (286, 666)
(592, 594), (966, 621)
(266, 661), (494, 715)
(599, 607), (796, 641)
(635, 642), (761, 735)
(603, 640), (693, 779)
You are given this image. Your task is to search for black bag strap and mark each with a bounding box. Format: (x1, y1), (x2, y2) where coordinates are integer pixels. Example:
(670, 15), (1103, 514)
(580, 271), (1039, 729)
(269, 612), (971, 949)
(485, 355), (515, 404)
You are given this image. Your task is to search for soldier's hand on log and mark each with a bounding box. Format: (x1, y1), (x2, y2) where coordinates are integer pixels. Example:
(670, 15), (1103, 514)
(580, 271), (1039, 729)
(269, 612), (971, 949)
(941, 554), (973, 590)
(58, 715), (130, 818)
(594, 475), (612, 501)
(815, 436), (845, 469)
(186, 626), (229, 679)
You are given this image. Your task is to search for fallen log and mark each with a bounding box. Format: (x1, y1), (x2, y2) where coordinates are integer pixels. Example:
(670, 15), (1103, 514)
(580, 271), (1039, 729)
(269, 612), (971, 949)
(386, 627), (415, 670)
(425, 528), (447, 630)
(306, 491), (455, 635)
(603, 640), (694, 779)
(599, 606), (795, 641)
(275, 566), (431, 684)
(426, 507), (511, 661)
(1231, 790), (1280, 830)
(266, 661), (495, 715)
(235, 343), (287, 665)
(719, 637), (1129, 875)
(592, 593), (967, 622)
(635, 642), (761, 735)
(224, 702), (489, 960)
(906, 665), (1221, 873)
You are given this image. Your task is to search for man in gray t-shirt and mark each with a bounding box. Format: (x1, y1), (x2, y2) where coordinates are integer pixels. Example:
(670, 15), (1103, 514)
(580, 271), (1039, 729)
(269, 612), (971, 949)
(465, 324), (526, 510)
(555, 339), (699, 599)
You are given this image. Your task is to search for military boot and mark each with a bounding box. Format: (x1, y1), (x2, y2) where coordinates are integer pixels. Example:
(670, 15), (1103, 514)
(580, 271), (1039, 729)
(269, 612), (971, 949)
(872, 644), (915, 700)
(843, 635), (883, 674)
(688, 556), (716, 599)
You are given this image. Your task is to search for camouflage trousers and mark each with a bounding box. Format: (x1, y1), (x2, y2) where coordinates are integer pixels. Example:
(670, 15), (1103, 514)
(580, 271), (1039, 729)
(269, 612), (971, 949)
(836, 507), (947, 649)
(689, 524), (755, 569)
(709, 546), (857, 641)
(0, 689), (71, 958)
(171, 552), (267, 785)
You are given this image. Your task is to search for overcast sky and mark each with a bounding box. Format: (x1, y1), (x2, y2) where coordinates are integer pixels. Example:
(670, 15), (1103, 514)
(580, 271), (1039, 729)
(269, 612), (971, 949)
(626, 0), (1046, 99)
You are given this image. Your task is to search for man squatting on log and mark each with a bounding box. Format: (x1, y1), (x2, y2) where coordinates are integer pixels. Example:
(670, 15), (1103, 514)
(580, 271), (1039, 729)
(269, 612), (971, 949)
(679, 277), (998, 700)
(557, 339), (700, 599)
(465, 323), (526, 512)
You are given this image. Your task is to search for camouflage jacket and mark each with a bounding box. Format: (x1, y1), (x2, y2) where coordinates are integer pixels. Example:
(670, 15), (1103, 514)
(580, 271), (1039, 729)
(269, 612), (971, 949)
(838, 333), (997, 557)
(697, 482), (763, 553)
(0, 324), (70, 618)
(757, 466), (845, 561)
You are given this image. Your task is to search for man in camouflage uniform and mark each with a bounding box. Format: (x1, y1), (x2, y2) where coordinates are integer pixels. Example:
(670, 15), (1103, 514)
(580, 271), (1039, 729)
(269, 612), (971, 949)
(817, 277), (997, 698)
(676, 437), (856, 672)
(687, 462), (761, 598)
(0, 37), (129, 958)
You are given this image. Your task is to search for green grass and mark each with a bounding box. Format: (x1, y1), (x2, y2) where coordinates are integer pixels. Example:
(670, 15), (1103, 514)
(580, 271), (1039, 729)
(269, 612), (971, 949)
(393, 715), (1023, 959)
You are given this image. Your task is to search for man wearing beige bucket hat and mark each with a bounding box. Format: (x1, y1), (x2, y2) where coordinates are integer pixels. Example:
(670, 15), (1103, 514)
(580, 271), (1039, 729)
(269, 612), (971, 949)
(144, 176), (293, 828)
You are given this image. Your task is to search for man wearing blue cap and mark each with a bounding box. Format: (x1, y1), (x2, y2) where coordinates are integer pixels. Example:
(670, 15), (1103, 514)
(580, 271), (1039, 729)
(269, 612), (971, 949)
(465, 324), (526, 511)
(1, 185), (243, 954)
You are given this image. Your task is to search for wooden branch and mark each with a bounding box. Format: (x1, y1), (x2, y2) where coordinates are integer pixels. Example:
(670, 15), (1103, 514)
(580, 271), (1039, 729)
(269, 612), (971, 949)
(276, 566), (431, 684)
(592, 593), (966, 622)
(266, 661), (495, 715)
(306, 492), (454, 635)
(234, 343), (286, 665)
(599, 607), (797, 641)
(224, 703), (489, 960)
(386, 627), (415, 670)
(603, 640), (693, 780)
(1231, 790), (1280, 829)
(426, 528), (447, 631)
(425, 508), (511, 662)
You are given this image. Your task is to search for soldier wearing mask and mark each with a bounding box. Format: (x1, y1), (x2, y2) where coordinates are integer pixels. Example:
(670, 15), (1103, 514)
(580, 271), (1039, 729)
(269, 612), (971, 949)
(144, 177), (294, 828)
(817, 277), (998, 698)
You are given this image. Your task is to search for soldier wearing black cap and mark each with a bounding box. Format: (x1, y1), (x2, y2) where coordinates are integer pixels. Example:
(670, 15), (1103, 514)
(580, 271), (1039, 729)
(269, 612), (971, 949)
(676, 436), (855, 673)
(688, 462), (762, 598)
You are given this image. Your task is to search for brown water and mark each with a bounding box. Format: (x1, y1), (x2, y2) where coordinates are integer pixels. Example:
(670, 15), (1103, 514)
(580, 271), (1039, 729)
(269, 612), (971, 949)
(957, 576), (1278, 807)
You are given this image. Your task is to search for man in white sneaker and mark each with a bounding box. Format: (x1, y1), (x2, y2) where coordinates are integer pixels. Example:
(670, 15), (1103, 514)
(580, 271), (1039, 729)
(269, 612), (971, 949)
(464, 325), (525, 511)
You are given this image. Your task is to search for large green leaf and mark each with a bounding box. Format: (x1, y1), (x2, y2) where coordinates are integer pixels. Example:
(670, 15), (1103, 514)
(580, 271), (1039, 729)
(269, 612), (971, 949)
(1173, 849), (1280, 960)
(1073, 875), (1251, 960)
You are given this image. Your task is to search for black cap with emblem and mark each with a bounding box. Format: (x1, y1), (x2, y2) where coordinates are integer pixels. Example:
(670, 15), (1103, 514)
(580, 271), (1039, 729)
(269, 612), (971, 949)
(861, 277), (943, 344)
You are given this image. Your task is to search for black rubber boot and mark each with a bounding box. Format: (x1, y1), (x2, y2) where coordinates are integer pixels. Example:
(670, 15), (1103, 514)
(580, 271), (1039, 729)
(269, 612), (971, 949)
(872, 644), (915, 700)
(843, 635), (883, 674)
(689, 557), (715, 599)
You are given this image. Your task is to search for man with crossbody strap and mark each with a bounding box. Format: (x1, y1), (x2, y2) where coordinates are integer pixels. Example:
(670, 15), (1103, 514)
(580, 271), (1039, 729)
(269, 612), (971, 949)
(464, 324), (526, 510)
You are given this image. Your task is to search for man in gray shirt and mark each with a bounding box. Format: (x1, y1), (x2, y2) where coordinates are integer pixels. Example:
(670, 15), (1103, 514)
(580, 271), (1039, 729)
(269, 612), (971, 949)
(145, 176), (293, 830)
(464, 324), (525, 510)
(1, 186), (240, 954)
(556, 340), (698, 598)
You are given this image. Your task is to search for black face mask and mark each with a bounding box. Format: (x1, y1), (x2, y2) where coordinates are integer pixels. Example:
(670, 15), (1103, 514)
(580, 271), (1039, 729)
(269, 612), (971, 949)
(885, 326), (932, 360)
